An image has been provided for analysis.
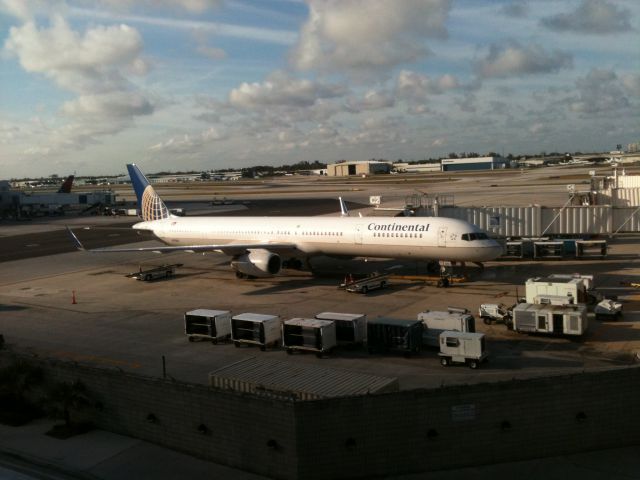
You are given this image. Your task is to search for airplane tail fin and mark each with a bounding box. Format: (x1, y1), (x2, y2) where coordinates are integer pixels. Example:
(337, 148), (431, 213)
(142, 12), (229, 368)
(126, 163), (170, 221)
(58, 175), (74, 193)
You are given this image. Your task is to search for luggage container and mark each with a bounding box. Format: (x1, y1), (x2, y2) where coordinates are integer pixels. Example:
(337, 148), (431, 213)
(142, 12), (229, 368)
(231, 313), (281, 350)
(512, 303), (588, 336)
(417, 307), (476, 348)
(533, 241), (565, 259)
(282, 318), (336, 357)
(314, 312), (367, 345)
(184, 309), (231, 343)
(366, 318), (423, 356)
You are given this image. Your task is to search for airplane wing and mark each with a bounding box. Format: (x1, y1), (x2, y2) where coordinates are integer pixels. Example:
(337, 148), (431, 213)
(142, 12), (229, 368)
(67, 227), (297, 256)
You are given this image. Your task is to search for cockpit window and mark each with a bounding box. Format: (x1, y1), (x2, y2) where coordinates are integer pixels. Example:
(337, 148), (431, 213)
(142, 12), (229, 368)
(462, 232), (489, 241)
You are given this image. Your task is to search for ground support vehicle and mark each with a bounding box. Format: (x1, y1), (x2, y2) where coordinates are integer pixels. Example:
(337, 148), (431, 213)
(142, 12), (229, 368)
(314, 312), (366, 346)
(526, 274), (602, 306)
(438, 331), (488, 369)
(184, 309), (231, 343)
(594, 299), (623, 321)
(340, 272), (389, 294)
(478, 303), (513, 326)
(282, 318), (337, 357)
(231, 313), (281, 350)
(511, 303), (588, 336)
(127, 263), (182, 281)
(366, 318), (423, 356)
(417, 307), (476, 348)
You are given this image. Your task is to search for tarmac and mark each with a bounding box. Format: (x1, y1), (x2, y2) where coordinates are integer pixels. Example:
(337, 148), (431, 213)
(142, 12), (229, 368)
(1, 418), (639, 479)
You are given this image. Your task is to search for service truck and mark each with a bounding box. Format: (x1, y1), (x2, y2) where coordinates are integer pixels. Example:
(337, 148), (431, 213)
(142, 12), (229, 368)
(511, 303), (588, 336)
(417, 307), (476, 348)
(438, 331), (488, 369)
(340, 272), (389, 294)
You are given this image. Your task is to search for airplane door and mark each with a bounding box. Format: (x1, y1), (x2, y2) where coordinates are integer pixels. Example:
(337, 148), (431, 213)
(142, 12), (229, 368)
(438, 227), (447, 247)
(355, 225), (364, 244)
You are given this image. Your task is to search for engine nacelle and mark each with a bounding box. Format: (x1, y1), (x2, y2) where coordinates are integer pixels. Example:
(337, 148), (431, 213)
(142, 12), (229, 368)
(231, 249), (281, 278)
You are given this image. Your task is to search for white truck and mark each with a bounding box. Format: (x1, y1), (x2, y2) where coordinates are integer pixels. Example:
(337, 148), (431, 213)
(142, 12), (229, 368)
(417, 307), (476, 348)
(438, 331), (488, 369)
(511, 303), (588, 336)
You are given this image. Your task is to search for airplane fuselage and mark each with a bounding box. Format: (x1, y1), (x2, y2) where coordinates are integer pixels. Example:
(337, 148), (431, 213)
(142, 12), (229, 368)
(134, 215), (502, 262)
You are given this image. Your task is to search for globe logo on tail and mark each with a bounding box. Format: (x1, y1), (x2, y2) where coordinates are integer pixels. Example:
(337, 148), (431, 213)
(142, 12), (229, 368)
(141, 185), (169, 221)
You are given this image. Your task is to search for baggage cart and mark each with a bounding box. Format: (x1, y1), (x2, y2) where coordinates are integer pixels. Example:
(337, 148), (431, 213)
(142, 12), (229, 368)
(314, 312), (366, 346)
(231, 313), (281, 350)
(282, 318), (337, 357)
(184, 309), (231, 344)
(366, 318), (423, 356)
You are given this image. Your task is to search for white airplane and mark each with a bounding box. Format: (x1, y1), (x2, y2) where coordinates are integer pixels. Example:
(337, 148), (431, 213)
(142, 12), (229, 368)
(68, 164), (502, 278)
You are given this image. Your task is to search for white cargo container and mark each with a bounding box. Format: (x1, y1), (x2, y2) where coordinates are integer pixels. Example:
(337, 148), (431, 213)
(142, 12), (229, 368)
(282, 318), (337, 357)
(314, 312), (367, 345)
(417, 307), (476, 347)
(438, 331), (488, 369)
(184, 309), (231, 343)
(231, 313), (281, 350)
(525, 276), (588, 304)
(512, 303), (588, 336)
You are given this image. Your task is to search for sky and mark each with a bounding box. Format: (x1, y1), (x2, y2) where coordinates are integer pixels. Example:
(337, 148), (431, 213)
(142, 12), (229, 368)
(1, 0), (639, 178)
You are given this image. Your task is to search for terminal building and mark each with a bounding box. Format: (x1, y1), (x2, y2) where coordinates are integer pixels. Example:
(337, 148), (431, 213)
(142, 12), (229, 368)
(440, 156), (507, 172)
(327, 160), (391, 177)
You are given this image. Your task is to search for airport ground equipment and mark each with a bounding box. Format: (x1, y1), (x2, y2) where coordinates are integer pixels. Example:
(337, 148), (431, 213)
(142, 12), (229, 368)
(340, 272), (389, 294)
(594, 299), (623, 321)
(314, 312), (367, 346)
(184, 309), (231, 343)
(231, 313), (281, 350)
(479, 303), (513, 326)
(511, 303), (588, 336)
(366, 318), (423, 356)
(438, 331), (488, 369)
(126, 263), (182, 281)
(525, 274), (601, 305)
(282, 318), (337, 357)
(417, 307), (476, 348)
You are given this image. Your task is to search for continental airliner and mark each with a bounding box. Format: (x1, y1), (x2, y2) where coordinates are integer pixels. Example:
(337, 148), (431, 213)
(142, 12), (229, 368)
(68, 164), (502, 278)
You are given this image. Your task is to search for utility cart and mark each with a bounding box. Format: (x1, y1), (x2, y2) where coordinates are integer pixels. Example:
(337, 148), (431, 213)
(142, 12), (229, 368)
(438, 331), (488, 369)
(184, 309), (231, 344)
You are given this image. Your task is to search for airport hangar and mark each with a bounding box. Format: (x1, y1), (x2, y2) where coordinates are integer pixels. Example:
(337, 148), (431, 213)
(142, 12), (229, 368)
(1, 168), (639, 480)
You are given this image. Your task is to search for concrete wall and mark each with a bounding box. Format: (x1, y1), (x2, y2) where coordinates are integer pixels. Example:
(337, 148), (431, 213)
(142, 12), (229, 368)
(8, 353), (640, 480)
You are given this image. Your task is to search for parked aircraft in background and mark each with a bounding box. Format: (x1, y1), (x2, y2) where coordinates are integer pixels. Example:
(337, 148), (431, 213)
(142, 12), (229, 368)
(68, 164), (502, 278)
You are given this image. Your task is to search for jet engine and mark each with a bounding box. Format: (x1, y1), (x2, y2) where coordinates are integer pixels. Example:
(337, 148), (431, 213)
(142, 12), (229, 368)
(231, 249), (281, 278)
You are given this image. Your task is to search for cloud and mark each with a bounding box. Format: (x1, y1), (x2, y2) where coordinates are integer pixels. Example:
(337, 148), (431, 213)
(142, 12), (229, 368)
(291, 0), (451, 75)
(541, 0), (632, 34)
(396, 70), (460, 100)
(150, 126), (228, 153)
(345, 89), (395, 112)
(569, 69), (632, 114)
(61, 92), (154, 118)
(500, 1), (529, 18)
(229, 71), (346, 109)
(4, 16), (146, 93)
(475, 41), (572, 78)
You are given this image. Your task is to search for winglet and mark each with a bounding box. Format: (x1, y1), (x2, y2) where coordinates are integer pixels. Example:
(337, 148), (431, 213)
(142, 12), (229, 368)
(339, 197), (350, 217)
(66, 226), (85, 251)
